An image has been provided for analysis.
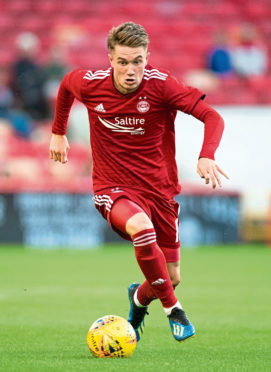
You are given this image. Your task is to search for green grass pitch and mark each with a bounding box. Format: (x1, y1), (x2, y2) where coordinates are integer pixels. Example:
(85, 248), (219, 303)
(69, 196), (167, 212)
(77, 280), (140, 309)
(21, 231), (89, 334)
(0, 244), (270, 372)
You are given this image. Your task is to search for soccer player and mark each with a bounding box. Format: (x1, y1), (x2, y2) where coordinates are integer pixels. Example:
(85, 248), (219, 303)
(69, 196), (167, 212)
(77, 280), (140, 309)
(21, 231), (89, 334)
(49, 22), (228, 342)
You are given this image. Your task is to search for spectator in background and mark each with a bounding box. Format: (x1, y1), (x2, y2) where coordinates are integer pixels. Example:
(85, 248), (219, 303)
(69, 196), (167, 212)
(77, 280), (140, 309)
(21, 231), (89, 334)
(0, 66), (14, 117)
(0, 119), (14, 179)
(208, 31), (232, 76)
(12, 32), (49, 121)
(230, 24), (268, 77)
(0, 65), (32, 138)
(43, 47), (68, 117)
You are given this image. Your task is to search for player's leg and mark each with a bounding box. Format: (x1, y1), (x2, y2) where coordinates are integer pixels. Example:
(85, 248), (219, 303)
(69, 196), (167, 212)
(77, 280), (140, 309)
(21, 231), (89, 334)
(165, 260), (195, 341)
(134, 261), (180, 307)
(110, 198), (179, 340)
(167, 261), (181, 288)
(110, 198), (152, 341)
(148, 199), (195, 342)
(128, 203), (182, 309)
(135, 257), (194, 342)
(111, 198), (178, 309)
(125, 211), (179, 309)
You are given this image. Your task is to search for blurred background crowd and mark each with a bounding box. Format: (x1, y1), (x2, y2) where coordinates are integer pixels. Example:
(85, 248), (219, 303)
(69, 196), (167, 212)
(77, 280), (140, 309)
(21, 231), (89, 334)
(0, 0), (270, 245)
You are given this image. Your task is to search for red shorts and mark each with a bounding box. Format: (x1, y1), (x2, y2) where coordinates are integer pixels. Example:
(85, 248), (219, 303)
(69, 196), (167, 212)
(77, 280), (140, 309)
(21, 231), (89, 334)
(93, 187), (180, 262)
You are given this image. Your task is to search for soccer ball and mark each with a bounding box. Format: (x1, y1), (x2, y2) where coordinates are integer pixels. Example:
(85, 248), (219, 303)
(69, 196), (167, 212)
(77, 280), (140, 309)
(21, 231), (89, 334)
(87, 315), (137, 358)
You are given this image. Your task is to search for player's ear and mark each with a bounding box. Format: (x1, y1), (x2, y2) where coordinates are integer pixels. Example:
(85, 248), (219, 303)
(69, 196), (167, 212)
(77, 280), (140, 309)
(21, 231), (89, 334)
(145, 51), (150, 65)
(108, 53), (113, 66)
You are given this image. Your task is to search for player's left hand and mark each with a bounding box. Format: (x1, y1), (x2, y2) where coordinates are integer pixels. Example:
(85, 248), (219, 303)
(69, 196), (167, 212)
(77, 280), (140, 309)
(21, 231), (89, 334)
(197, 157), (229, 189)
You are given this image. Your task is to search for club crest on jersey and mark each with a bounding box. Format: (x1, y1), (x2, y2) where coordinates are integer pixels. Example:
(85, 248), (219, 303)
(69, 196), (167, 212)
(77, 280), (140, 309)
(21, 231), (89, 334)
(137, 99), (150, 113)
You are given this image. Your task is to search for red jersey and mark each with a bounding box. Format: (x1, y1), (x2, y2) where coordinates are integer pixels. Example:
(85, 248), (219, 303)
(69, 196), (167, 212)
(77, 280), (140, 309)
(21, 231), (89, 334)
(52, 65), (221, 198)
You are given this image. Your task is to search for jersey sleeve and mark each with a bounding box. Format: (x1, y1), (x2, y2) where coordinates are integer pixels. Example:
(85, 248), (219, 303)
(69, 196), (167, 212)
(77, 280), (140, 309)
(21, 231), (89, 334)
(52, 69), (87, 135)
(191, 99), (225, 160)
(164, 74), (205, 114)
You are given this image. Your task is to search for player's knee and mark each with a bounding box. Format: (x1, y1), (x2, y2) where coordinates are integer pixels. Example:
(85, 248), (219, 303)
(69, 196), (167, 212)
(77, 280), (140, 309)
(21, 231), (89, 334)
(172, 277), (180, 289)
(126, 212), (153, 237)
(171, 273), (181, 289)
(167, 261), (181, 289)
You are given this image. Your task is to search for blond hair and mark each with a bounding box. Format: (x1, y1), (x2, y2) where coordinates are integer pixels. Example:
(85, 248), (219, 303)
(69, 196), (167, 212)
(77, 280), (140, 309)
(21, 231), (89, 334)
(107, 22), (149, 52)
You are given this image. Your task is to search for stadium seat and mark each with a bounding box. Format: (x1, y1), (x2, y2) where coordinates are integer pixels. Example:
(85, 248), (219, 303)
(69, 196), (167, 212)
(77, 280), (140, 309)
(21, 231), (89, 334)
(0, 0), (270, 105)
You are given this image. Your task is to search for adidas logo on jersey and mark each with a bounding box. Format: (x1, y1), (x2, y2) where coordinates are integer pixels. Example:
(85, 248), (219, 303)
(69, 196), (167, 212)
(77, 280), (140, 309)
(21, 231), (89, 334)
(94, 103), (106, 113)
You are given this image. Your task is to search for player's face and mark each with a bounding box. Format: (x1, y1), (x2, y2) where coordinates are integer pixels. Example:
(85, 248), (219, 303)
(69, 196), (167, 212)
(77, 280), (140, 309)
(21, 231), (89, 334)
(109, 45), (149, 95)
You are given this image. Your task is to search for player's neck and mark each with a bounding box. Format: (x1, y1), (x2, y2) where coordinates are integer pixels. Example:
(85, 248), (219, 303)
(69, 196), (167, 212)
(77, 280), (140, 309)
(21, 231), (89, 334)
(113, 80), (138, 95)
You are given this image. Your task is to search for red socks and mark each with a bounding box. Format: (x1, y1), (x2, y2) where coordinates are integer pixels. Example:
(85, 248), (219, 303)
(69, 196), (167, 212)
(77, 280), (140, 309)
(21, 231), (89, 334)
(136, 280), (157, 306)
(132, 228), (177, 308)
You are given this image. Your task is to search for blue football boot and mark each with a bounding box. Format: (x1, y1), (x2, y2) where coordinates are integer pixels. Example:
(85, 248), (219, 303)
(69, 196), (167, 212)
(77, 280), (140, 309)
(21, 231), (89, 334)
(128, 283), (149, 342)
(168, 307), (195, 342)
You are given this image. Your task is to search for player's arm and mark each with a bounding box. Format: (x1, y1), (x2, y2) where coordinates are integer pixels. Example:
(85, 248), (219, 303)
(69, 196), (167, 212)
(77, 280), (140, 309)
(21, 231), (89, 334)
(164, 75), (228, 188)
(191, 100), (229, 188)
(49, 69), (86, 163)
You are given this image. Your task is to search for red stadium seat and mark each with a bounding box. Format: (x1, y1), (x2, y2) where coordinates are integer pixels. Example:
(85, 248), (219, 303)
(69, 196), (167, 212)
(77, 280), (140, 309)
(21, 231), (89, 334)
(0, 0), (270, 104)
(34, 1), (61, 15)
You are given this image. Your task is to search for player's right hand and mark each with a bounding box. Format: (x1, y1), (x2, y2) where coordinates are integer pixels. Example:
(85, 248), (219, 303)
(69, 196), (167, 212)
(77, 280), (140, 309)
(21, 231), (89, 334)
(49, 134), (70, 163)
